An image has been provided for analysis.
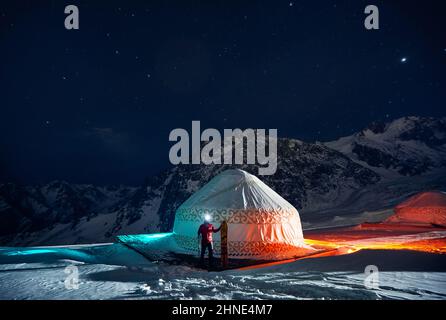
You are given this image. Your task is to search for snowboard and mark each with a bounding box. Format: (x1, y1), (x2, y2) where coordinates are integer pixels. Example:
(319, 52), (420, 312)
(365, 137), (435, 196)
(220, 220), (228, 268)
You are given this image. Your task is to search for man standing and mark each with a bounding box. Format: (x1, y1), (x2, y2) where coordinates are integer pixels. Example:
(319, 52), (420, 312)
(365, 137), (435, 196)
(197, 215), (221, 268)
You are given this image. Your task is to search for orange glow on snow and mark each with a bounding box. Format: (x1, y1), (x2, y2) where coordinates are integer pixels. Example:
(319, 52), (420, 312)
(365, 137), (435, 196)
(235, 224), (446, 270)
(305, 238), (446, 254)
(304, 224), (446, 255)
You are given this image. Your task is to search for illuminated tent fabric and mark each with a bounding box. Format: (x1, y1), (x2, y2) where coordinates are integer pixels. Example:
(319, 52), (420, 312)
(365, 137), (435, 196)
(172, 169), (315, 260)
(385, 191), (446, 227)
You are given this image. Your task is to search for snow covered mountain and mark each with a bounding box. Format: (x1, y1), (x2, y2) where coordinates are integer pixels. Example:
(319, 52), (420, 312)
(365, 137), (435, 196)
(0, 140), (379, 245)
(0, 182), (135, 244)
(1, 116), (445, 246)
(325, 116), (446, 176)
(107, 139), (380, 236)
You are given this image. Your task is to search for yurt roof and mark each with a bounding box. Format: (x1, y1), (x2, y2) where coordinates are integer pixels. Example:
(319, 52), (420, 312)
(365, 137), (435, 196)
(177, 169), (296, 211)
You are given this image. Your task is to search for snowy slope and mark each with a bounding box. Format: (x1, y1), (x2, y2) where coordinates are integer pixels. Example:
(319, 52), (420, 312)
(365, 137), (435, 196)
(0, 183), (136, 245)
(0, 243), (445, 300)
(326, 116), (446, 177)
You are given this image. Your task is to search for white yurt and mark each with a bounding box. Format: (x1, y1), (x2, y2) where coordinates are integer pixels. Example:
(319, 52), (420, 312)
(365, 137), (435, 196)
(172, 169), (314, 260)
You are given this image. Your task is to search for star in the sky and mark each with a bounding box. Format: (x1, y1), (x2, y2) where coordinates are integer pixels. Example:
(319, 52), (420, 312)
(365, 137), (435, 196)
(400, 57), (407, 63)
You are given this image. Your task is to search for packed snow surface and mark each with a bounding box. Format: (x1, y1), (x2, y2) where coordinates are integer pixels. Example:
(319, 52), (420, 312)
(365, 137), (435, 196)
(0, 243), (445, 300)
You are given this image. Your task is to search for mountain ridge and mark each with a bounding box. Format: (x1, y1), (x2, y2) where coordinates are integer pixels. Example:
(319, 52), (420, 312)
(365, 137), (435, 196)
(1, 116), (445, 246)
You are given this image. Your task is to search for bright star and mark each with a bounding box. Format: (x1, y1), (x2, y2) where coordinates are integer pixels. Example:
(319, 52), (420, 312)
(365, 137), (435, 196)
(401, 57), (407, 63)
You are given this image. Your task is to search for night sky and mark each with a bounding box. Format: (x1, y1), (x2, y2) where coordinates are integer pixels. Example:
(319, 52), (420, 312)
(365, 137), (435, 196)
(0, 0), (445, 185)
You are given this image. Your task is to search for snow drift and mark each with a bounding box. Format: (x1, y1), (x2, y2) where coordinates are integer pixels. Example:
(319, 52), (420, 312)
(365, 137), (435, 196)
(385, 191), (446, 227)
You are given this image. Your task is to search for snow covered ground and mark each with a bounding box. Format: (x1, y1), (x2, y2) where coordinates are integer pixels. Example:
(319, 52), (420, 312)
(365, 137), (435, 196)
(0, 243), (445, 300)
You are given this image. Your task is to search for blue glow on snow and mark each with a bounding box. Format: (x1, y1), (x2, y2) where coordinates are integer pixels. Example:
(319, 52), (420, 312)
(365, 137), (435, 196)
(0, 247), (95, 263)
(4, 249), (55, 256)
(119, 233), (172, 240)
(140, 233), (172, 239)
(117, 232), (174, 247)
